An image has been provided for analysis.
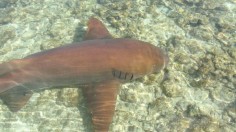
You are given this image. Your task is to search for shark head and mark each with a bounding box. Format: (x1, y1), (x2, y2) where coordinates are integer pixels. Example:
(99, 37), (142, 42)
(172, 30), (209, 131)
(151, 46), (169, 74)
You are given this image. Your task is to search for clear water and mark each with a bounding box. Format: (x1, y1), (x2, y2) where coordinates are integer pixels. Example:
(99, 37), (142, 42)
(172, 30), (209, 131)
(0, 0), (235, 132)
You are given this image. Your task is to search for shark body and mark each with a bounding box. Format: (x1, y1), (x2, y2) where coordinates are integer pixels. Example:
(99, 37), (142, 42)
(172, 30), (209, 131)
(0, 18), (168, 132)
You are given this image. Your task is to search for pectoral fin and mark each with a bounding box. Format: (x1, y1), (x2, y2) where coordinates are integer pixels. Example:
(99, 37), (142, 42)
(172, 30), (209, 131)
(82, 79), (120, 132)
(0, 86), (33, 112)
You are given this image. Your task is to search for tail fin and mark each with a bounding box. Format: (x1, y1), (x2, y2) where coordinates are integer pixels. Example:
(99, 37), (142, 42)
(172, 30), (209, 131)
(0, 61), (32, 112)
(0, 61), (18, 93)
(0, 63), (12, 76)
(0, 86), (32, 112)
(0, 72), (33, 112)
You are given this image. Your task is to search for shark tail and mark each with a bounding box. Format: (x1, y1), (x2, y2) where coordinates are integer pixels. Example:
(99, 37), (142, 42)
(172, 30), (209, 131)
(0, 62), (12, 76)
(0, 61), (32, 112)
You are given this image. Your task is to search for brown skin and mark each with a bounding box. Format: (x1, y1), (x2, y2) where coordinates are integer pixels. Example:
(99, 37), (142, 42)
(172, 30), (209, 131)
(0, 39), (165, 93)
(0, 18), (168, 132)
(83, 79), (120, 132)
(84, 17), (112, 40)
(0, 38), (166, 91)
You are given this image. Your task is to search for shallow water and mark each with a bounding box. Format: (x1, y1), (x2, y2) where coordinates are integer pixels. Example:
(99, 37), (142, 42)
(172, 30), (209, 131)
(0, 0), (235, 132)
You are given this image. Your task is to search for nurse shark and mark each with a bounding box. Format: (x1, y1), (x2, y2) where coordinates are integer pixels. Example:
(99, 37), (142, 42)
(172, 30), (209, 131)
(0, 17), (168, 132)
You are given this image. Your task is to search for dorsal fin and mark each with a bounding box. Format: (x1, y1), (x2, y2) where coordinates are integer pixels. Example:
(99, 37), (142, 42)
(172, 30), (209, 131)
(84, 17), (112, 40)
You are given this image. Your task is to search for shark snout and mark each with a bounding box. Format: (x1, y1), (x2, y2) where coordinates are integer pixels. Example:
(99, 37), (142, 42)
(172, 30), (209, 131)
(151, 47), (169, 74)
(163, 52), (169, 69)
